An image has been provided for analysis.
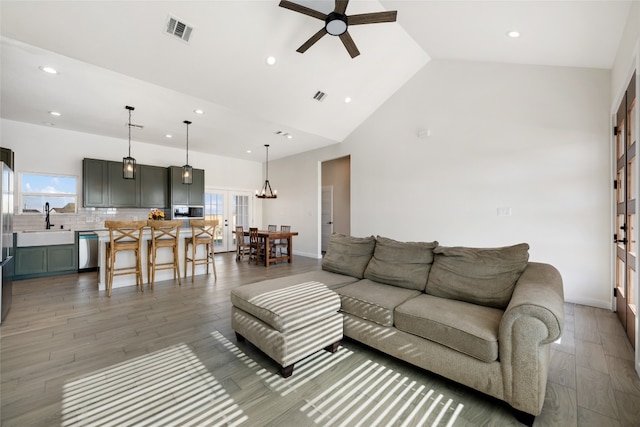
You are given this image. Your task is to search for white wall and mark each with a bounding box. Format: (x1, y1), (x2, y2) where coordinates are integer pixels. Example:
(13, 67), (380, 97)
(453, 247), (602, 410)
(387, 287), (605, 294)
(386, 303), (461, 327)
(0, 118), (262, 209)
(266, 59), (612, 308)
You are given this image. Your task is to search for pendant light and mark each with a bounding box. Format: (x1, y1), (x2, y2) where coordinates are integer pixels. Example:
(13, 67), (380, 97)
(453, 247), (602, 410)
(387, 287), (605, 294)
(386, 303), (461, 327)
(182, 120), (193, 185)
(256, 144), (277, 199)
(123, 105), (136, 179)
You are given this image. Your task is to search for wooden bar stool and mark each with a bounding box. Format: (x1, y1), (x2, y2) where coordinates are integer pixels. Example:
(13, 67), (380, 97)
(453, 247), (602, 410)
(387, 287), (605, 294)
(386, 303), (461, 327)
(147, 219), (183, 289)
(184, 219), (219, 281)
(104, 220), (147, 297)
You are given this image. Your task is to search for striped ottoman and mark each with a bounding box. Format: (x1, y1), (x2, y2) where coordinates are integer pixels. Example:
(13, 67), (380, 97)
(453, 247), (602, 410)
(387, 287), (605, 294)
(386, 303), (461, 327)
(230, 280), (343, 377)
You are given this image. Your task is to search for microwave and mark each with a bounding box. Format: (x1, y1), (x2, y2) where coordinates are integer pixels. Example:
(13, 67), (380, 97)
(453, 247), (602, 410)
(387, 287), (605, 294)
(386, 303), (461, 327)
(172, 205), (204, 219)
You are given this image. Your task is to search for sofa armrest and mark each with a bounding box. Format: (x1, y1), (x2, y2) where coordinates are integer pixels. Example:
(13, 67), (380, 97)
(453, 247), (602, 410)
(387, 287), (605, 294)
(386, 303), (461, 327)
(498, 262), (565, 416)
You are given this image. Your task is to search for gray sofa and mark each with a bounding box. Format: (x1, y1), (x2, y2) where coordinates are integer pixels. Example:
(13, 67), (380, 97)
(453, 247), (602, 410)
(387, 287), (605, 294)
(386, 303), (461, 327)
(244, 234), (564, 425)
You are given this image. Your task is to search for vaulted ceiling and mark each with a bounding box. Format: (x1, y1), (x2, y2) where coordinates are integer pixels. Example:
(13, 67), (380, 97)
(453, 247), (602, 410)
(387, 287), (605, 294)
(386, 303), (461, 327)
(0, 1), (632, 160)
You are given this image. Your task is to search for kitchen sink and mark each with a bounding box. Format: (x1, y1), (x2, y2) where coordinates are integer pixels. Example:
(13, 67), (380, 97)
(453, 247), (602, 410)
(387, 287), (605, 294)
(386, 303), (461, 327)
(16, 230), (75, 247)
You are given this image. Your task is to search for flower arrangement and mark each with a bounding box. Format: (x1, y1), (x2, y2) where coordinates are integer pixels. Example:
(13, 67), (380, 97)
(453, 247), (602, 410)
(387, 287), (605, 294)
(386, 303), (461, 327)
(148, 208), (165, 220)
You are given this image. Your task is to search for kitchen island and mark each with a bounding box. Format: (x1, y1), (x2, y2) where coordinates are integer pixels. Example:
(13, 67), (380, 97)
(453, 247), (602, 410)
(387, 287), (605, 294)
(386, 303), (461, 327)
(96, 227), (214, 291)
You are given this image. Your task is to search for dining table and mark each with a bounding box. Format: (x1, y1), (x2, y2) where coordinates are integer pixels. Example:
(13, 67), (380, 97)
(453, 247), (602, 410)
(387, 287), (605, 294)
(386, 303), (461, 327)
(235, 229), (299, 267)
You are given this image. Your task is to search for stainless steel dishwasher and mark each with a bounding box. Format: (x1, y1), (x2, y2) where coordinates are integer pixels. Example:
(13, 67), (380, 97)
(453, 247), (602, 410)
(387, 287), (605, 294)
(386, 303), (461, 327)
(78, 231), (98, 272)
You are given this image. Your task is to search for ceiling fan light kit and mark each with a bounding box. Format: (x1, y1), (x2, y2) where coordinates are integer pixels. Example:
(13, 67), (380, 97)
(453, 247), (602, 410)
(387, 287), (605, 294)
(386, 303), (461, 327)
(279, 0), (397, 58)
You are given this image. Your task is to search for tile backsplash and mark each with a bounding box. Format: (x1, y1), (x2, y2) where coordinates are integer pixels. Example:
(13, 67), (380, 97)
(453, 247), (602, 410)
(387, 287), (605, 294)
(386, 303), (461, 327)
(13, 207), (166, 232)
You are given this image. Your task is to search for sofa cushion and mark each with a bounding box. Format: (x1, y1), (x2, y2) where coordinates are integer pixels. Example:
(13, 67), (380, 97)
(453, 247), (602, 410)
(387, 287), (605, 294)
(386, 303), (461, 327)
(230, 281), (341, 333)
(337, 279), (421, 327)
(322, 233), (376, 279)
(425, 243), (529, 309)
(395, 294), (504, 363)
(364, 236), (438, 291)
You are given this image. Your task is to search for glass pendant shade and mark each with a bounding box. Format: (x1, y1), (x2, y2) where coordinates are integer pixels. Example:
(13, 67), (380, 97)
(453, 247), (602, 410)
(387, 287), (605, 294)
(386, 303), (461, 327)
(182, 164), (193, 185)
(123, 156), (136, 179)
(123, 105), (136, 180)
(182, 120), (193, 185)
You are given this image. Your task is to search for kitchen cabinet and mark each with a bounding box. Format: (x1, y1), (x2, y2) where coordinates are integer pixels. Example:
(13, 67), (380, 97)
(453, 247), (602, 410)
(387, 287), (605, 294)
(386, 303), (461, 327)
(0, 147), (15, 170)
(169, 166), (205, 206)
(14, 243), (78, 279)
(108, 161), (138, 207)
(15, 246), (47, 276)
(83, 158), (109, 207)
(139, 165), (168, 208)
(83, 159), (168, 208)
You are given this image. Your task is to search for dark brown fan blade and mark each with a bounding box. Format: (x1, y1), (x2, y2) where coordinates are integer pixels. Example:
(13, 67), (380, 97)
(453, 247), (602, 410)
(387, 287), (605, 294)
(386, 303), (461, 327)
(339, 31), (360, 58)
(297, 28), (328, 53)
(279, 0), (327, 20)
(335, 0), (349, 15)
(348, 10), (397, 25)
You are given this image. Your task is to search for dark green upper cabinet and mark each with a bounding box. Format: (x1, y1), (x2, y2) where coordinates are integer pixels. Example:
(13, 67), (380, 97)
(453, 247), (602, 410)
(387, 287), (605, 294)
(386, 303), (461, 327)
(83, 158), (109, 207)
(189, 168), (205, 205)
(82, 158), (169, 208)
(139, 165), (168, 208)
(0, 147), (15, 170)
(108, 161), (138, 207)
(169, 166), (205, 206)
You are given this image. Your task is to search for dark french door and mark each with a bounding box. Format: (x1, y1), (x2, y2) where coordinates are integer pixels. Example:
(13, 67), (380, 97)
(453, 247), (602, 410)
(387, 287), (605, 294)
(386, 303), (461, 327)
(614, 72), (637, 349)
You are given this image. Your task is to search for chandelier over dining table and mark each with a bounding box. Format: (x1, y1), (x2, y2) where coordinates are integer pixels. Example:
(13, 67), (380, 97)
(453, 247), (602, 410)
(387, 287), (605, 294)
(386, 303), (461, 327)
(256, 144), (277, 199)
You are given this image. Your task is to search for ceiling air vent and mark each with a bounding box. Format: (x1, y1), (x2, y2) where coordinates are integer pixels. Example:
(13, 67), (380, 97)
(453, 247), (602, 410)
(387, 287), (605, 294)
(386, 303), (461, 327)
(165, 15), (194, 43)
(313, 91), (327, 102)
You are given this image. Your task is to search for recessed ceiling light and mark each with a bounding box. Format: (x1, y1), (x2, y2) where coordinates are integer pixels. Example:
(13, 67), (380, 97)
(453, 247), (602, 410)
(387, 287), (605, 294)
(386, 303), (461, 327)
(246, 150), (252, 154)
(344, 97), (352, 104)
(39, 66), (58, 74)
(48, 111), (61, 116)
(286, 134), (293, 139)
(165, 134), (173, 138)
(507, 30), (520, 38)
(266, 56), (276, 66)
(194, 109), (204, 115)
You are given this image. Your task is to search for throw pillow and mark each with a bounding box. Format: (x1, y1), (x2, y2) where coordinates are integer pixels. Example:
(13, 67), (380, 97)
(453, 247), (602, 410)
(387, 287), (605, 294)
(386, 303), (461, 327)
(322, 233), (376, 278)
(425, 243), (530, 309)
(364, 236), (439, 291)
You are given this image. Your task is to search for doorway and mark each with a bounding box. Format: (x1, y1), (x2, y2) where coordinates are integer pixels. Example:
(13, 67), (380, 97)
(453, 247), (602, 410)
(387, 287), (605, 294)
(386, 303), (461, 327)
(614, 72), (637, 349)
(321, 156), (351, 252)
(204, 189), (253, 253)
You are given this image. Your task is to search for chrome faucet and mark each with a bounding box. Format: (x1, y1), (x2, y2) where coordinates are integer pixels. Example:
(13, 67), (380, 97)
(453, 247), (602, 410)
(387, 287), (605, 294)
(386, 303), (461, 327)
(45, 202), (54, 229)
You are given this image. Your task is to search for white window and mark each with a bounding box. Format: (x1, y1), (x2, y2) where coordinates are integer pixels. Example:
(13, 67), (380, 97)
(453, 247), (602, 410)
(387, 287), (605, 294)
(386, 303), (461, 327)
(19, 172), (78, 214)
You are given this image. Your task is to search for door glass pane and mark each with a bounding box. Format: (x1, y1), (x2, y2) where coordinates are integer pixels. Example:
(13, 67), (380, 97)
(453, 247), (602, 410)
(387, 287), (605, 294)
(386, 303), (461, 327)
(628, 157), (636, 201)
(618, 121), (626, 159)
(629, 213), (636, 256)
(617, 168), (625, 203)
(628, 267), (636, 315)
(205, 193), (224, 248)
(629, 100), (636, 146)
(617, 214), (626, 249)
(617, 257), (626, 296)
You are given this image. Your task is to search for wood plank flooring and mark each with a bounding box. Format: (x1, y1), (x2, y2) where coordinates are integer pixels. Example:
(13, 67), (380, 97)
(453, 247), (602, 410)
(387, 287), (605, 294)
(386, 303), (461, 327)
(1, 253), (639, 426)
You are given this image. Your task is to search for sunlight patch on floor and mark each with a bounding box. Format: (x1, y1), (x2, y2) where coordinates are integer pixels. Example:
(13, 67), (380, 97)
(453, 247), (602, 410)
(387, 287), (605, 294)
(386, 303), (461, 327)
(300, 359), (464, 427)
(61, 343), (247, 427)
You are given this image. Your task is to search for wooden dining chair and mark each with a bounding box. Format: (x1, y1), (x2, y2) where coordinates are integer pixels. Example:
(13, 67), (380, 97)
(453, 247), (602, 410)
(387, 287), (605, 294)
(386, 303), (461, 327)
(104, 220), (147, 297)
(249, 227), (265, 265)
(267, 224), (278, 258)
(184, 219), (219, 281)
(235, 226), (251, 262)
(146, 219), (183, 289)
(276, 225), (291, 257)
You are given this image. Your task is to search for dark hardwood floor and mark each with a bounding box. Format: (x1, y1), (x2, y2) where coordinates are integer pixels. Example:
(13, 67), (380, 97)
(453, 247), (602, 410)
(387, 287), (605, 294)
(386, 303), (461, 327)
(1, 253), (639, 426)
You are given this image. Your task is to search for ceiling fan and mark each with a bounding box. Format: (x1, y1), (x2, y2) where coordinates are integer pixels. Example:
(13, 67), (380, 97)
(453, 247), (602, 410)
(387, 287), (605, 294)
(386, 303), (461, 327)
(278, 0), (397, 58)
